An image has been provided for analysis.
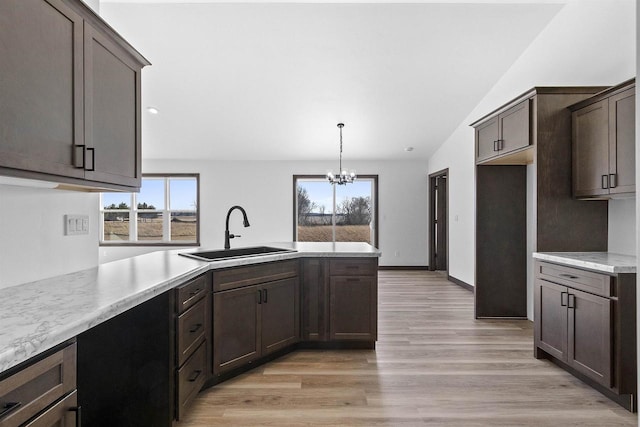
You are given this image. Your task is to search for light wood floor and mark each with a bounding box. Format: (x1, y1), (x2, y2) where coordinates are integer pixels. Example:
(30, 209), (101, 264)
(179, 271), (638, 426)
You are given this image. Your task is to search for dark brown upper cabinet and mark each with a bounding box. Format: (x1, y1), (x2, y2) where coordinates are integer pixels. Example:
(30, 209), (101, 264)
(474, 100), (531, 164)
(570, 79), (635, 199)
(0, 0), (149, 192)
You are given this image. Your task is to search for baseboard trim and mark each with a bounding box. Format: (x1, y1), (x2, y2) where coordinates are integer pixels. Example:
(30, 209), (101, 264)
(447, 275), (474, 291)
(378, 266), (430, 271)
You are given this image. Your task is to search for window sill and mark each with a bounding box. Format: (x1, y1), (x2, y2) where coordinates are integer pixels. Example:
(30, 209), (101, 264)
(99, 242), (200, 247)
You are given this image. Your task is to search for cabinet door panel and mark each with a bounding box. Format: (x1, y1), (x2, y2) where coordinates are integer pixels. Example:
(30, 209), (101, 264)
(609, 88), (635, 195)
(499, 100), (530, 154)
(572, 100), (610, 197)
(261, 278), (300, 355)
(534, 280), (567, 361)
(475, 116), (499, 163)
(568, 289), (611, 387)
(0, 0), (84, 179)
(84, 24), (141, 188)
(329, 276), (377, 341)
(213, 286), (260, 375)
(302, 259), (325, 341)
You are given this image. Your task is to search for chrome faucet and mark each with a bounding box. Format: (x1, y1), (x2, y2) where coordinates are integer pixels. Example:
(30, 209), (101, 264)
(225, 205), (250, 249)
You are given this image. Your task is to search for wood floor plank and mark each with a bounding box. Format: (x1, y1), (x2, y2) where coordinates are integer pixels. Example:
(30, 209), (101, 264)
(177, 271), (637, 426)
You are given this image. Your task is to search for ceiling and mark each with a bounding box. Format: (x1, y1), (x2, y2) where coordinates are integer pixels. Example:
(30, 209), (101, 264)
(99, 1), (564, 161)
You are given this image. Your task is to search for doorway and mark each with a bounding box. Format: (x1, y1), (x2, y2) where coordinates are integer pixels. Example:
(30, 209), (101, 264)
(429, 169), (448, 271)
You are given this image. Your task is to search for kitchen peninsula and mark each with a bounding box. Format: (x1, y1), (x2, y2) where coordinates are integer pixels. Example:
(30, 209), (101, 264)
(0, 242), (380, 426)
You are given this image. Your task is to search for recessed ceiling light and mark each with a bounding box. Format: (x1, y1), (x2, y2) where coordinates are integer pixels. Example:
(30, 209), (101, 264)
(404, 147), (414, 152)
(147, 107), (159, 114)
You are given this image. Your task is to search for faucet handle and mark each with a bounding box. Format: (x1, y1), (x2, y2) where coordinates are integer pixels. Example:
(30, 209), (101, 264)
(229, 234), (241, 239)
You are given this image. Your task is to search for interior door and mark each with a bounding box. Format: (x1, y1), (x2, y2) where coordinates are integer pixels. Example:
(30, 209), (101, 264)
(435, 175), (447, 271)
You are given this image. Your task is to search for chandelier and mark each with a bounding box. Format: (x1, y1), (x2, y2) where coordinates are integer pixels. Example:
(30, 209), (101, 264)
(326, 123), (356, 185)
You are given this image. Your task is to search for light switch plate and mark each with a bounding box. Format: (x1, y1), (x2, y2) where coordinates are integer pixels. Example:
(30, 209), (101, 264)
(65, 214), (89, 235)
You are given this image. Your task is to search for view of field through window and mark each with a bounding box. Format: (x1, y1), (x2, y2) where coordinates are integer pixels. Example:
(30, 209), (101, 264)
(101, 176), (198, 243)
(296, 178), (375, 245)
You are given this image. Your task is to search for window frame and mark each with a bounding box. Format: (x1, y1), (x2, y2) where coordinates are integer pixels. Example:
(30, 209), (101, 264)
(292, 174), (379, 248)
(99, 173), (200, 247)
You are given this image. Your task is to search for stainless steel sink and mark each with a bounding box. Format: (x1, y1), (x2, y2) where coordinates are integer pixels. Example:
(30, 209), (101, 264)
(180, 246), (296, 262)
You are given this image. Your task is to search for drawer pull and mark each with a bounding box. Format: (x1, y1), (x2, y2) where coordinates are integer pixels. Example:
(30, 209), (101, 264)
(189, 323), (203, 333)
(188, 370), (202, 382)
(559, 273), (578, 280)
(561, 291), (568, 307)
(0, 402), (21, 420)
(70, 406), (82, 427)
(189, 289), (201, 297)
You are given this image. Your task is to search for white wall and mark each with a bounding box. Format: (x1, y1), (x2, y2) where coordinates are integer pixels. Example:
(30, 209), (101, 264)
(609, 198), (636, 256)
(100, 159), (429, 266)
(0, 184), (99, 289)
(428, 0), (636, 288)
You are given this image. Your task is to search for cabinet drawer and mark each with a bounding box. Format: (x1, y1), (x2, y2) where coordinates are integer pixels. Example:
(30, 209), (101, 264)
(22, 390), (77, 427)
(536, 262), (611, 297)
(0, 343), (76, 427)
(213, 260), (298, 292)
(177, 274), (208, 313)
(329, 258), (377, 276)
(177, 298), (207, 366)
(176, 342), (206, 421)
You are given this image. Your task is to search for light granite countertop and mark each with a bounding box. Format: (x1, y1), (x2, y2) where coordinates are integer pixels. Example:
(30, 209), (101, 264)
(532, 252), (637, 274)
(0, 242), (380, 374)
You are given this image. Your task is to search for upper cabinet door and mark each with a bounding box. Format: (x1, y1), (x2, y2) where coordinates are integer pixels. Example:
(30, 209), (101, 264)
(572, 100), (610, 198)
(498, 100), (530, 154)
(0, 0), (85, 179)
(84, 24), (142, 189)
(608, 88), (635, 195)
(475, 116), (499, 163)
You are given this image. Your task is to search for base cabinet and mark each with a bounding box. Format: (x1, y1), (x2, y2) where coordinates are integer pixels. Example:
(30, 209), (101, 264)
(534, 260), (636, 410)
(212, 261), (300, 377)
(0, 343), (78, 427)
(535, 279), (611, 386)
(302, 258), (378, 344)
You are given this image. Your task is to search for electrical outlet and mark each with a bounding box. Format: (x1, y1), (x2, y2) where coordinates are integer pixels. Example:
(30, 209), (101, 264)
(65, 214), (89, 235)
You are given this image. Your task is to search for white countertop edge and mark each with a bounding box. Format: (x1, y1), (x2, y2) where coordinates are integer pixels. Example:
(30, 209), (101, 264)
(0, 243), (380, 374)
(532, 252), (637, 274)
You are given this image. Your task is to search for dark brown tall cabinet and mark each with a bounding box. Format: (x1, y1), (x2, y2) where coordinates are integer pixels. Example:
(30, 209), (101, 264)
(0, 0), (149, 191)
(571, 79), (636, 198)
(472, 87), (609, 318)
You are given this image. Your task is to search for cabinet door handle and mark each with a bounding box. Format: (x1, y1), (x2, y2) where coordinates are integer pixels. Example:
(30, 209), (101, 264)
(257, 289), (262, 304)
(188, 370), (202, 382)
(497, 139), (504, 150)
(0, 402), (21, 420)
(74, 145), (86, 169)
(70, 406), (82, 427)
(560, 291), (568, 307)
(568, 294), (576, 309)
(86, 147), (95, 171)
(609, 173), (617, 188)
(493, 140), (498, 151)
(189, 323), (203, 333)
(601, 174), (609, 189)
(263, 288), (268, 303)
(559, 273), (578, 280)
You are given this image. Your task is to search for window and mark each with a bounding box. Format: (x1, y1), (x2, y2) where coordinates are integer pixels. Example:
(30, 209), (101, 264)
(293, 175), (378, 247)
(100, 174), (199, 245)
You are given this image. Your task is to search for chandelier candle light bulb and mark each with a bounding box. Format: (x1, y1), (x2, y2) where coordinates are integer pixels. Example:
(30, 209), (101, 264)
(327, 123), (357, 185)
